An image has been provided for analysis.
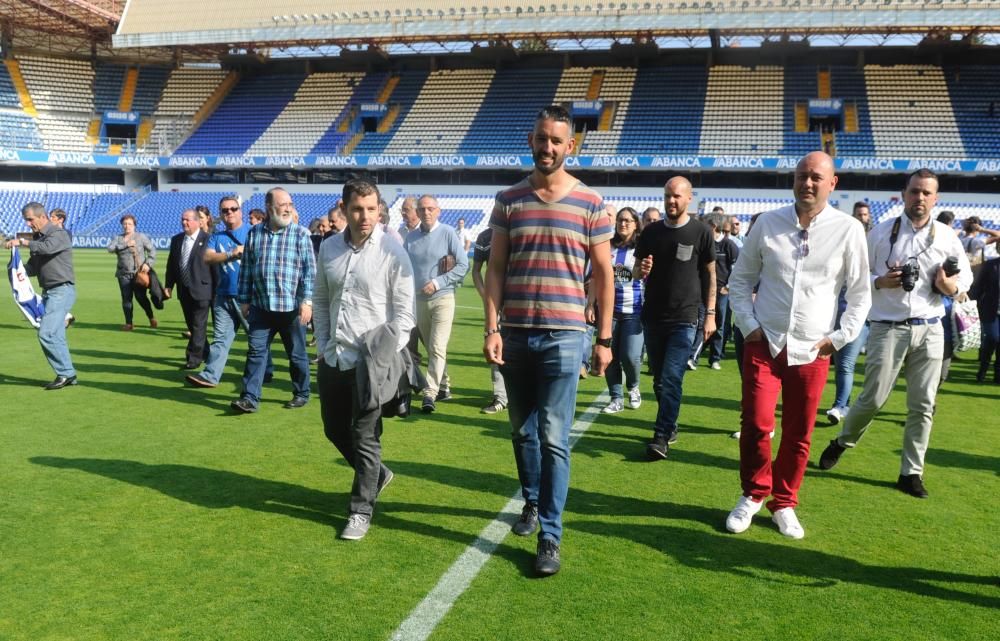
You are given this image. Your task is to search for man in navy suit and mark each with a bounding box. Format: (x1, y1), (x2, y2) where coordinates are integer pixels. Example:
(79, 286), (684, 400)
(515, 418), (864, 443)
(165, 209), (213, 369)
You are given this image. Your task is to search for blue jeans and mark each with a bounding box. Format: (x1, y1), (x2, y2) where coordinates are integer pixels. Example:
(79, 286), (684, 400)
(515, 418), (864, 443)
(705, 293), (730, 364)
(201, 296), (273, 384)
(605, 314), (643, 400)
(644, 321), (696, 439)
(832, 322), (870, 411)
(39, 283), (76, 377)
(240, 306), (310, 407)
(499, 328), (584, 544)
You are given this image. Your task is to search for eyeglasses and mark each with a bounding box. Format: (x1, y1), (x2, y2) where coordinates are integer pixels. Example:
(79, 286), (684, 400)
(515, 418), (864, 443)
(617, 219), (635, 225)
(798, 229), (810, 258)
(220, 207), (240, 213)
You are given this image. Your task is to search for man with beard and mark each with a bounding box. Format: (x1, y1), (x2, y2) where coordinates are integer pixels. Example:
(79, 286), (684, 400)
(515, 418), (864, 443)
(635, 176), (716, 459)
(726, 152), (870, 539)
(819, 169), (972, 499)
(484, 105), (614, 575)
(231, 187), (316, 413)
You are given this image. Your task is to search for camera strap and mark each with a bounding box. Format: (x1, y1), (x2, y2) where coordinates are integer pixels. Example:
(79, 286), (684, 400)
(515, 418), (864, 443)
(888, 216), (935, 263)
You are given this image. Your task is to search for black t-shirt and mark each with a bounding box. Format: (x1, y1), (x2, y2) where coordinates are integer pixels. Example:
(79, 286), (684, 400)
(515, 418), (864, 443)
(473, 227), (493, 263)
(635, 217), (715, 324)
(714, 236), (740, 288)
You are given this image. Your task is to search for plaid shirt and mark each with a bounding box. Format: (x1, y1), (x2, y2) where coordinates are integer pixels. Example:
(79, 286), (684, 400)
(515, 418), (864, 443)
(237, 222), (316, 312)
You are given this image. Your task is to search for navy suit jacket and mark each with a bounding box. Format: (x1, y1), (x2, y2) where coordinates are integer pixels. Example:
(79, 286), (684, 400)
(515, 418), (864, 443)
(165, 230), (213, 302)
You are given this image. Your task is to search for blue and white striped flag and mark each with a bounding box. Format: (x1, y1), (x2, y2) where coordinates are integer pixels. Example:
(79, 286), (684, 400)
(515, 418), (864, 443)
(7, 247), (44, 328)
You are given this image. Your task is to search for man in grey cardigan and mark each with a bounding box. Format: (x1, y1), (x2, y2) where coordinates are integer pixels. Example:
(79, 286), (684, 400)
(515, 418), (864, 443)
(5, 202), (78, 389)
(404, 194), (469, 413)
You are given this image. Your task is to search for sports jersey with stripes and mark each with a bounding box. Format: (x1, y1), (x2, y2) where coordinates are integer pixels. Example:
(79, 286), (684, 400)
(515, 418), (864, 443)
(611, 244), (643, 316)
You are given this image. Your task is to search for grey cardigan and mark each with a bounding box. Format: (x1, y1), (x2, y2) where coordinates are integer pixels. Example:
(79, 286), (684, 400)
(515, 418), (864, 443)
(107, 232), (156, 277)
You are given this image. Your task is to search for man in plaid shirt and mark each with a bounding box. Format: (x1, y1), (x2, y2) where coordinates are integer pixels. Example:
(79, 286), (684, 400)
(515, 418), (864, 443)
(232, 187), (317, 413)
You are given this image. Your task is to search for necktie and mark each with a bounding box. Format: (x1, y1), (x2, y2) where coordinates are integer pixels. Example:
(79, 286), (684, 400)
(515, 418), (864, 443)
(180, 236), (193, 286)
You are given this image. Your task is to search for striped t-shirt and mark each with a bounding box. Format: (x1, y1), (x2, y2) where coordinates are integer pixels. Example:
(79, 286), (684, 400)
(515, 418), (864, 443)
(490, 178), (613, 331)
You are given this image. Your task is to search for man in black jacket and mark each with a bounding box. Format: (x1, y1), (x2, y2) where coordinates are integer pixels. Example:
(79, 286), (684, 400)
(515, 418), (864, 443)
(165, 209), (212, 369)
(971, 257), (1000, 383)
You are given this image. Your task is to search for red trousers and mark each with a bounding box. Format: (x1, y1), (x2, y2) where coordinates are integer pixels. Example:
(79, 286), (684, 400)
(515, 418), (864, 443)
(740, 341), (830, 511)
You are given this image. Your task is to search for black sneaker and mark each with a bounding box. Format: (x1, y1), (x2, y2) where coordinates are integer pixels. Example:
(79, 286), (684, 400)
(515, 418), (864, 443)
(376, 467), (394, 497)
(667, 431), (679, 445)
(231, 397), (257, 414)
(436, 388), (452, 401)
(512, 502), (538, 536)
(819, 439), (846, 470)
(535, 539), (561, 576)
(896, 474), (929, 498)
(646, 435), (669, 460)
(421, 395), (436, 413)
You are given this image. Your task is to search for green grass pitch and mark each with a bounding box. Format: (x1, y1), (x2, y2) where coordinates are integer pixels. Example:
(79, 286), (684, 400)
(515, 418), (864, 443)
(1, 250), (997, 640)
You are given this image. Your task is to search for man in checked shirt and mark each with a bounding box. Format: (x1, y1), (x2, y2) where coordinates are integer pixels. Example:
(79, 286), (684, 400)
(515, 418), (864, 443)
(231, 187), (317, 414)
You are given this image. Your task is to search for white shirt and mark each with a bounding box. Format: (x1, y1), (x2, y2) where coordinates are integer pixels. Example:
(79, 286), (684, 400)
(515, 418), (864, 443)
(730, 203), (871, 366)
(867, 215), (973, 322)
(313, 226), (416, 370)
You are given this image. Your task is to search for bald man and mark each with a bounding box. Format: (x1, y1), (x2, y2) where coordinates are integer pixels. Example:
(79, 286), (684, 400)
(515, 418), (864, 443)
(635, 176), (716, 461)
(725, 152), (871, 539)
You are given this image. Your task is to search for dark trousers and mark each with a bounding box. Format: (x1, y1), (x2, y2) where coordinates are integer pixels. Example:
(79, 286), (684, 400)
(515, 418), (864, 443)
(318, 362), (389, 517)
(179, 286), (210, 367)
(979, 313), (1000, 382)
(117, 275), (154, 325)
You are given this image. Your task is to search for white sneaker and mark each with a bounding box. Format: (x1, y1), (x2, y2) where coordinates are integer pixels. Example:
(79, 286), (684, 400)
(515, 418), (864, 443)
(686, 359), (698, 371)
(710, 361), (721, 370)
(725, 495), (763, 533)
(731, 431), (741, 439)
(602, 399), (624, 414)
(772, 507), (805, 539)
(628, 388), (642, 409)
(825, 407), (844, 425)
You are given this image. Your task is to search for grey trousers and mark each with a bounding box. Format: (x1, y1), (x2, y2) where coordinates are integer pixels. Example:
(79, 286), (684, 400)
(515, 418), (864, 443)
(318, 362), (389, 517)
(836, 321), (944, 476)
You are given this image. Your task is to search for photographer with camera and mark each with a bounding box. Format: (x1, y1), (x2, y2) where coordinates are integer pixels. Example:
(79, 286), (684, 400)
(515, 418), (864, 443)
(819, 169), (972, 499)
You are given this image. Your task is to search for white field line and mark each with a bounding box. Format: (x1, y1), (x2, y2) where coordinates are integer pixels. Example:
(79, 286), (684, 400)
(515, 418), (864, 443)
(389, 390), (610, 641)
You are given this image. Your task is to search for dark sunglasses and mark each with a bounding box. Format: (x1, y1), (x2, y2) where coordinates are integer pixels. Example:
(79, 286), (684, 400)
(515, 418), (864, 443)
(220, 206), (241, 213)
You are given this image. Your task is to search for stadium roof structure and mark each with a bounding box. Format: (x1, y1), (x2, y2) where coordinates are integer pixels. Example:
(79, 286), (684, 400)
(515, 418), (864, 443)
(114, 0), (1000, 51)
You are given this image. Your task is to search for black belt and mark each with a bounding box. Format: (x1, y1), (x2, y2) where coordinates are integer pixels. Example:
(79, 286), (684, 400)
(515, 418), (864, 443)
(872, 317), (940, 327)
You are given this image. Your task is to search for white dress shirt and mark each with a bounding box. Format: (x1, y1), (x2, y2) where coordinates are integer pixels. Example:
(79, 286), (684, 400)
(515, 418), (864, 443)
(313, 226), (416, 370)
(730, 203), (871, 366)
(867, 215), (973, 322)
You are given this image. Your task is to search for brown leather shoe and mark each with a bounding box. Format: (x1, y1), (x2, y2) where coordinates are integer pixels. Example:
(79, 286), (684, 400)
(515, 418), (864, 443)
(121, 324), (134, 331)
(149, 318), (158, 328)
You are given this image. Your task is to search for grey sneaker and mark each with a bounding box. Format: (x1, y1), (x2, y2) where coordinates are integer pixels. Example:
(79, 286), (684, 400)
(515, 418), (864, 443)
(340, 513), (371, 540)
(480, 397), (507, 414)
(512, 502), (538, 536)
(535, 539), (561, 576)
(627, 387), (642, 409)
(602, 399), (624, 414)
(436, 388), (452, 401)
(421, 395), (436, 413)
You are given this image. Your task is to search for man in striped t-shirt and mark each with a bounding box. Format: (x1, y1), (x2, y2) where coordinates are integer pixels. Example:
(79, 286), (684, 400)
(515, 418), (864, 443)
(483, 105), (614, 576)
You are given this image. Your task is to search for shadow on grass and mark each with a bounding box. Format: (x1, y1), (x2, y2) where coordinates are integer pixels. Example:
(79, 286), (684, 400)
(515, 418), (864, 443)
(572, 520), (1000, 609)
(927, 449), (1000, 475)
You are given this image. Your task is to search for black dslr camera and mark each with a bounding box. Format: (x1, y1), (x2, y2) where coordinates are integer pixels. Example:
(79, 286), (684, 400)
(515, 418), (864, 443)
(898, 260), (920, 292)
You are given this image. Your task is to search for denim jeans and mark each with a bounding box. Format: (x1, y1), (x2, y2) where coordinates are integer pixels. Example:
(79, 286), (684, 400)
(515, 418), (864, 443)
(499, 328), (584, 544)
(978, 312), (1000, 381)
(605, 314), (643, 400)
(644, 321), (696, 439)
(240, 306), (310, 407)
(705, 293), (730, 364)
(39, 283), (76, 377)
(831, 322), (870, 411)
(117, 275), (153, 325)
